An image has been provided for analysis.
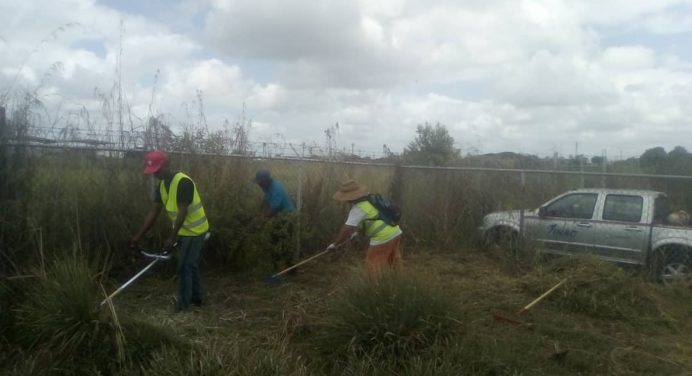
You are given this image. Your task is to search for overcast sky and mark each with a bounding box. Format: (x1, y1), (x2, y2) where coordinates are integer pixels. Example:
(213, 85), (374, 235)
(2, 0), (692, 159)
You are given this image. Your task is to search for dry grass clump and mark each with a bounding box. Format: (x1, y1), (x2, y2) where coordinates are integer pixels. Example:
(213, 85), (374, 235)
(6, 254), (178, 375)
(315, 270), (461, 366)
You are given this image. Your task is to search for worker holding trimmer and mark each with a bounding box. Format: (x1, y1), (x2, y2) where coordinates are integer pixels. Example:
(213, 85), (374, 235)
(329, 179), (403, 276)
(130, 150), (209, 312)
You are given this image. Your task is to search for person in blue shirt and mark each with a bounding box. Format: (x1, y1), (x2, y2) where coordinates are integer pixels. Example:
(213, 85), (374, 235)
(255, 170), (297, 272)
(256, 170), (296, 217)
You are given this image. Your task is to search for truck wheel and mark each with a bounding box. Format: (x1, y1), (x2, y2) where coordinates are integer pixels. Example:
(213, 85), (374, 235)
(654, 247), (692, 286)
(483, 226), (518, 253)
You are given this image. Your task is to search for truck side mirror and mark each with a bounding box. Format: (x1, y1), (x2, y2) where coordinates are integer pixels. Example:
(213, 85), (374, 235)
(538, 206), (546, 217)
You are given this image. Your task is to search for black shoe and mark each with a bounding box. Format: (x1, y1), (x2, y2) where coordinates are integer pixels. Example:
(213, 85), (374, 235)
(191, 298), (203, 307)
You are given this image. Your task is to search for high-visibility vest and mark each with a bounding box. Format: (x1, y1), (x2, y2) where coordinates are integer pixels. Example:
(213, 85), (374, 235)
(355, 200), (400, 243)
(160, 172), (209, 236)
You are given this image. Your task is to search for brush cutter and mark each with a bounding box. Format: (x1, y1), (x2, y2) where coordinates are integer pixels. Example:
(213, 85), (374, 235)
(493, 278), (567, 326)
(99, 244), (175, 307)
(265, 232), (358, 285)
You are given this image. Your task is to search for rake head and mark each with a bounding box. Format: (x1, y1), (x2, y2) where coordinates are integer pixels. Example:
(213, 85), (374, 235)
(263, 274), (282, 286)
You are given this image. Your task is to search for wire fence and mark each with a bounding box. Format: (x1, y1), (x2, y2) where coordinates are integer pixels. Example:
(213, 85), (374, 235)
(2, 124), (692, 281)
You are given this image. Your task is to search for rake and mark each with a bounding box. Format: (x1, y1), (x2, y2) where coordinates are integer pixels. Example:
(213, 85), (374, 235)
(493, 278), (567, 326)
(264, 233), (358, 286)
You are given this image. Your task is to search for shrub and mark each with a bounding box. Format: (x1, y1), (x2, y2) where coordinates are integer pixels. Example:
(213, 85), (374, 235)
(316, 270), (461, 365)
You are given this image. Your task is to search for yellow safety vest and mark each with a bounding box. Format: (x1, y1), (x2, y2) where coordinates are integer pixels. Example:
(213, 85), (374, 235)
(355, 200), (400, 243)
(160, 172), (209, 236)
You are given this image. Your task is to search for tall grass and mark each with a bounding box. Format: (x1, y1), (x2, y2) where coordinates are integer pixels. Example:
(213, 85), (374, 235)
(140, 338), (310, 376)
(315, 270), (461, 369)
(7, 134), (692, 275)
(5, 253), (177, 375)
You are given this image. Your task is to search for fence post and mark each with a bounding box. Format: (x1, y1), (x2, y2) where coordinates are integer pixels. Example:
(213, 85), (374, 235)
(519, 171), (526, 249)
(0, 106), (5, 200)
(0, 106), (5, 134)
(601, 152), (607, 188)
(295, 157), (303, 260)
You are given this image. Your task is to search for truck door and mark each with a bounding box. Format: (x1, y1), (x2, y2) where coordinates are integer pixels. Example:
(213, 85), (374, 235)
(532, 193), (598, 254)
(592, 194), (648, 264)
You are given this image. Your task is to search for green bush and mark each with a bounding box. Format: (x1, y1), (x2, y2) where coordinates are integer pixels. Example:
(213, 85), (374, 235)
(316, 270), (461, 365)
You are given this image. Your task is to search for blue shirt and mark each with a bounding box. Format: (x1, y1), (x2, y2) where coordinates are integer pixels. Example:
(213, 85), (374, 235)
(264, 180), (296, 215)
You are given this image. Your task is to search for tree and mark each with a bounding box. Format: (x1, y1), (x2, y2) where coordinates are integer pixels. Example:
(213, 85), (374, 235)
(667, 146), (690, 174)
(640, 147), (667, 173)
(403, 122), (460, 166)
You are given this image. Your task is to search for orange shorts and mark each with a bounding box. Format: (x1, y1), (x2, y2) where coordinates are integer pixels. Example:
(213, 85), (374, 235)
(365, 236), (403, 276)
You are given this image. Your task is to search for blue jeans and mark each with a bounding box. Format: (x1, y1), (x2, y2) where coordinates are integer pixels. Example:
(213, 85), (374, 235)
(177, 234), (205, 311)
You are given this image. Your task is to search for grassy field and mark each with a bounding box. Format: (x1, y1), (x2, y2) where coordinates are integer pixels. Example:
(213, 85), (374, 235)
(27, 246), (684, 376)
(2, 150), (692, 375)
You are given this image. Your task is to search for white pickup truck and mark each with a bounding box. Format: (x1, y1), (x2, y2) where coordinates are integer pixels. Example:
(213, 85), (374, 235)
(479, 189), (692, 283)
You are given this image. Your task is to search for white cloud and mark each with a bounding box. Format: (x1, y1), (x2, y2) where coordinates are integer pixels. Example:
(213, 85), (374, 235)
(2, 0), (692, 159)
(642, 12), (692, 34)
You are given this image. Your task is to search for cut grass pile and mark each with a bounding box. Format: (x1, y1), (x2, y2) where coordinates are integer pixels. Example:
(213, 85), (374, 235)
(524, 255), (687, 326)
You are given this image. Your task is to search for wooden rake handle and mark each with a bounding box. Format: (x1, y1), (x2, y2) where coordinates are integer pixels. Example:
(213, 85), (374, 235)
(518, 279), (567, 314)
(271, 233), (358, 278)
(272, 249), (332, 278)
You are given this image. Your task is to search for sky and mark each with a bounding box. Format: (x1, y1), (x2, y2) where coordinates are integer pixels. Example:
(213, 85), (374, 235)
(1, 0), (692, 159)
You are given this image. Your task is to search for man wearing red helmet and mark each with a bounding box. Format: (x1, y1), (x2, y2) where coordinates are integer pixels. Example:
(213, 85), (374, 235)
(130, 150), (209, 312)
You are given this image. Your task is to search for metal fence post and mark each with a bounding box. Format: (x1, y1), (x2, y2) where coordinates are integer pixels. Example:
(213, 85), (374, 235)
(519, 171), (526, 248)
(601, 153), (607, 188)
(0, 106), (6, 134)
(0, 106), (6, 199)
(295, 155), (304, 260)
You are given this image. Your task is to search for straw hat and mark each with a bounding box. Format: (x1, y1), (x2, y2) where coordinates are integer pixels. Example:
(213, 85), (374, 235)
(333, 179), (368, 201)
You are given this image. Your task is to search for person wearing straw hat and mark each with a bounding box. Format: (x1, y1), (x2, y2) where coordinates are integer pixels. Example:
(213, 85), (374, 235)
(329, 179), (403, 276)
(130, 150), (210, 312)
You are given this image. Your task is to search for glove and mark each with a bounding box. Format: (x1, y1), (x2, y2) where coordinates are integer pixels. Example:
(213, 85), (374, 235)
(326, 243), (338, 251)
